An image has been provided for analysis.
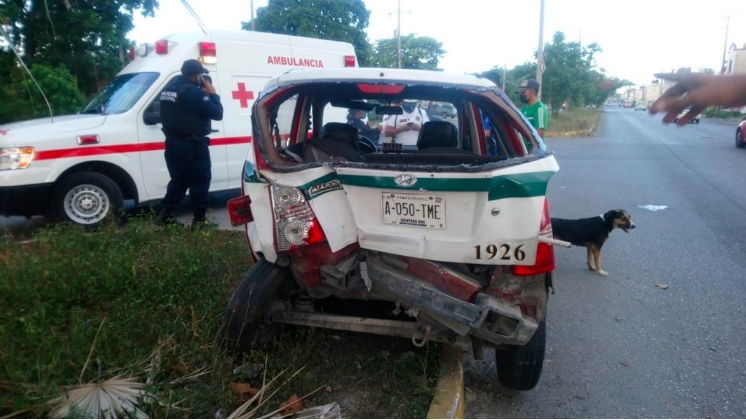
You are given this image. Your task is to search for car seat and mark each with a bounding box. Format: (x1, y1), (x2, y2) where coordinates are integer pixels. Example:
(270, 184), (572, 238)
(303, 122), (365, 163)
(416, 121), (472, 154)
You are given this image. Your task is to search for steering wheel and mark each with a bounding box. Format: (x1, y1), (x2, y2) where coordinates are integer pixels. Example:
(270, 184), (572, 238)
(358, 136), (378, 153)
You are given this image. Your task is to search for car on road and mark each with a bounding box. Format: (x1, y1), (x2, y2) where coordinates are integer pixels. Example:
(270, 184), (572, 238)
(673, 109), (701, 124)
(426, 102), (457, 119)
(634, 102), (647, 111)
(736, 118), (746, 148)
(222, 67), (561, 391)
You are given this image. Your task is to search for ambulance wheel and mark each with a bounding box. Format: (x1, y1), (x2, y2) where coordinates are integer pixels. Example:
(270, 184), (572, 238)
(221, 259), (293, 353)
(52, 172), (124, 227)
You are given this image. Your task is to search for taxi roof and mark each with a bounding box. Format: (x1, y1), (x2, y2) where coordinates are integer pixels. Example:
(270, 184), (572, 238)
(264, 67), (499, 91)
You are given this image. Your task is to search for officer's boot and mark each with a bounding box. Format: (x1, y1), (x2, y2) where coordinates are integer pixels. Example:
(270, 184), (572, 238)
(191, 209), (218, 230)
(156, 205), (180, 226)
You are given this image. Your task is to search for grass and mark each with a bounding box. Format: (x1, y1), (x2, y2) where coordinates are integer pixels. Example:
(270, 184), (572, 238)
(545, 107), (602, 134)
(0, 216), (439, 418)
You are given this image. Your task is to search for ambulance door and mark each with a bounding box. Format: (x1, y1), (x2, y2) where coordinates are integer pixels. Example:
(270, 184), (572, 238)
(137, 73), (229, 200)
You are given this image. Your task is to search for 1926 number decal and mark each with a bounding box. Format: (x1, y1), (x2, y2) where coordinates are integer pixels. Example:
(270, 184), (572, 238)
(474, 244), (526, 261)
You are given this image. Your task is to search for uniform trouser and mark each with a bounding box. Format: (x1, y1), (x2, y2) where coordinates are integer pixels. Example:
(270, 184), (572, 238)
(161, 135), (212, 219)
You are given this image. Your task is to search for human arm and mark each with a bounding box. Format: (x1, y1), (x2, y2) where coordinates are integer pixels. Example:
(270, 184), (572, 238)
(184, 79), (223, 121)
(383, 119), (413, 137)
(649, 73), (746, 125)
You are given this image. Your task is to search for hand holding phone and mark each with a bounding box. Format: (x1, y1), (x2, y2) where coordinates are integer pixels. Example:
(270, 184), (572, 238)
(201, 75), (216, 95)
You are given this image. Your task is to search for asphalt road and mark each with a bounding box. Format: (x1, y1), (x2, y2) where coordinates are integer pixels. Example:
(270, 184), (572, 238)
(465, 108), (746, 418)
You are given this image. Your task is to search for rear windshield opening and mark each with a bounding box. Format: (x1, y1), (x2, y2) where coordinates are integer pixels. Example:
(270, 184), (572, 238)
(257, 83), (543, 172)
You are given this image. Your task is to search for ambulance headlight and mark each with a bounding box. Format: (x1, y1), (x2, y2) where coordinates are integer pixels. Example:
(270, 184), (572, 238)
(0, 147), (35, 170)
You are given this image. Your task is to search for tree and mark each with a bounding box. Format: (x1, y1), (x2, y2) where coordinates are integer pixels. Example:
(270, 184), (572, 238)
(243, 0), (372, 66)
(526, 32), (620, 113)
(0, 63), (85, 124)
(370, 34), (444, 70)
(0, 0), (159, 99)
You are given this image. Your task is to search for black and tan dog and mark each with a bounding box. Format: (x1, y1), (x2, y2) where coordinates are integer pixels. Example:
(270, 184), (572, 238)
(551, 209), (635, 277)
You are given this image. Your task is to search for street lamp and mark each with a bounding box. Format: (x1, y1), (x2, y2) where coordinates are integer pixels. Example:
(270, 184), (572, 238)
(535, 0), (545, 100)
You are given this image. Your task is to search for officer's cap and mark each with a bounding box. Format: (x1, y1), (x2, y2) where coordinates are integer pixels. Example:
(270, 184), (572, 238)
(181, 59), (209, 76)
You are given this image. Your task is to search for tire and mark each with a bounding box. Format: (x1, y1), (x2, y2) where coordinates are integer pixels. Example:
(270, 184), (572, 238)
(495, 319), (546, 391)
(51, 172), (123, 227)
(736, 128), (745, 148)
(222, 259), (293, 353)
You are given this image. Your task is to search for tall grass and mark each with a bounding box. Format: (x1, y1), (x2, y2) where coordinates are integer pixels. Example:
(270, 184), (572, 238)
(0, 217), (439, 418)
(545, 107), (602, 133)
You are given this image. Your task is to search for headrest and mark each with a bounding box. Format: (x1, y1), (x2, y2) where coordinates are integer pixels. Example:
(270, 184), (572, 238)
(416, 121), (458, 149)
(321, 122), (359, 144)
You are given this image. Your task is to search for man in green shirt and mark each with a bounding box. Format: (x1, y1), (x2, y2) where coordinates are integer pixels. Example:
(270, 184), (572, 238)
(515, 78), (548, 151)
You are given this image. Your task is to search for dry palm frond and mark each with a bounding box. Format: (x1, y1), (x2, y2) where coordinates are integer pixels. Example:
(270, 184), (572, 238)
(49, 376), (149, 419)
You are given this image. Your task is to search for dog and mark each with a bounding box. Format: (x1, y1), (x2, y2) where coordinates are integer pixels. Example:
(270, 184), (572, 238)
(550, 209), (635, 277)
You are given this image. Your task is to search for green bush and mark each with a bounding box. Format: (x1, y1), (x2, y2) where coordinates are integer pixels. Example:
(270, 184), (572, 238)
(702, 108), (743, 119)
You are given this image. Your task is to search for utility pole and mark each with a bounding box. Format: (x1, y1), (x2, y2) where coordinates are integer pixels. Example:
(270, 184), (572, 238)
(397, 0), (402, 69)
(250, 0), (255, 31)
(535, 0), (545, 100)
(502, 64), (506, 91)
(720, 15), (730, 75)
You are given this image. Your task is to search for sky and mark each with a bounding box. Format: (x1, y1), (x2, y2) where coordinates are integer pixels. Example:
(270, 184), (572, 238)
(128, 0), (746, 87)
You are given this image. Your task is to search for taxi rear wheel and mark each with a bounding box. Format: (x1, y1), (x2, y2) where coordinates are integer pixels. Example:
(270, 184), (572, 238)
(52, 172), (123, 227)
(221, 259), (293, 353)
(495, 318), (546, 391)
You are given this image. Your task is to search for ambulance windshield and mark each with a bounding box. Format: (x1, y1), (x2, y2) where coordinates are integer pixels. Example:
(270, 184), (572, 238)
(81, 72), (159, 115)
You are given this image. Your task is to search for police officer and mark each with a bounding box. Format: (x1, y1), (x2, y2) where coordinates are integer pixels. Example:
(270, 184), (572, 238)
(157, 59), (223, 228)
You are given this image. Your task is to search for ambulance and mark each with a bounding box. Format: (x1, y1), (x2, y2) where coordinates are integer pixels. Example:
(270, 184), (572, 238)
(0, 30), (357, 226)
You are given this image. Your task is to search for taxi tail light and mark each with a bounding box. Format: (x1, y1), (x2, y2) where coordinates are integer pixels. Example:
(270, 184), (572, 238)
(344, 55), (356, 67)
(356, 83), (405, 94)
(270, 186), (326, 252)
(155, 39), (168, 54)
(227, 195), (254, 226)
(200, 42), (217, 64)
(513, 199), (555, 276)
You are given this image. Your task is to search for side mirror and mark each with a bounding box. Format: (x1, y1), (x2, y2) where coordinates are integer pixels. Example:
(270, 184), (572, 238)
(143, 101), (161, 125)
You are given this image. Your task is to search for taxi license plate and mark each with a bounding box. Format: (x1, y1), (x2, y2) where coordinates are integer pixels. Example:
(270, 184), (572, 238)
(381, 192), (445, 229)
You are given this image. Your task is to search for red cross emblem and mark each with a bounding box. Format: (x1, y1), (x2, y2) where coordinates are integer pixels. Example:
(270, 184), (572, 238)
(0, 130), (8, 135)
(231, 83), (255, 108)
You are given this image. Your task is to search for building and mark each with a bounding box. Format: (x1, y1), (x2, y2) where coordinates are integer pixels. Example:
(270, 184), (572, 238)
(725, 43), (746, 75)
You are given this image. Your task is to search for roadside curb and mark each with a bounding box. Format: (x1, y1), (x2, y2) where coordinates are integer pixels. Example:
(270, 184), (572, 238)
(427, 344), (465, 419)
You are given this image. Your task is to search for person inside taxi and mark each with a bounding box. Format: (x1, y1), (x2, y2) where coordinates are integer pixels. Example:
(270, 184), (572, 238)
(347, 108), (381, 141)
